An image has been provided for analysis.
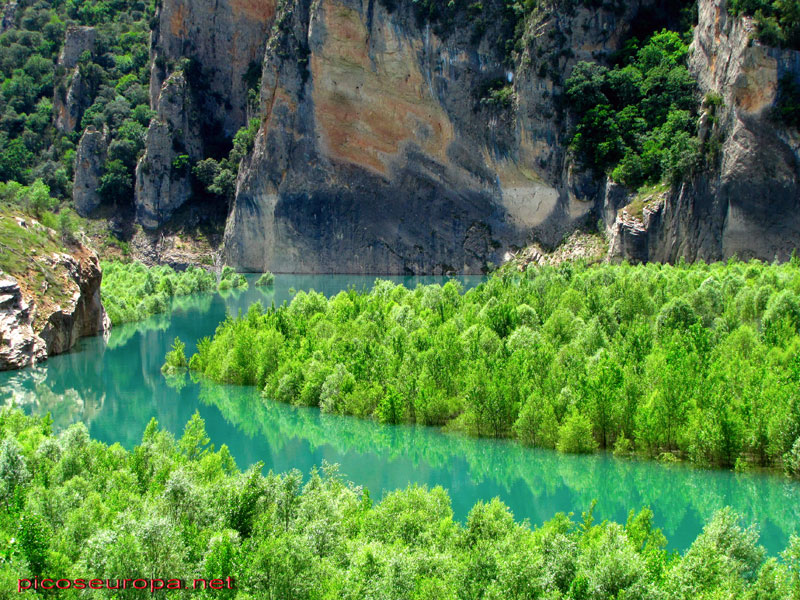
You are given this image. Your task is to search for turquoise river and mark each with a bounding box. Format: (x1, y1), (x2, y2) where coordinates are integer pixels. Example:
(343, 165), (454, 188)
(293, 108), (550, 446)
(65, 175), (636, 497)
(1, 274), (799, 554)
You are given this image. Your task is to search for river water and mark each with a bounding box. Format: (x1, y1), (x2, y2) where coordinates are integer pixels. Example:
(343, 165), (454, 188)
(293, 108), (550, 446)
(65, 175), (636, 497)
(1, 274), (798, 554)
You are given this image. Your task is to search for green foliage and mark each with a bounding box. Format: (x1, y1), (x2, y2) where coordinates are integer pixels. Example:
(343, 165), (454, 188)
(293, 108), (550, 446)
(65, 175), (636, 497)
(162, 337), (188, 375)
(100, 261), (218, 325)
(0, 0), (153, 213)
(192, 118), (260, 201)
(777, 74), (800, 128)
(557, 410), (599, 454)
(729, 0), (800, 49)
(219, 266), (248, 291)
(566, 30), (700, 188)
(187, 259), (800, 469)
(0, 408), (796, 597)
(255, 271), (275, 287)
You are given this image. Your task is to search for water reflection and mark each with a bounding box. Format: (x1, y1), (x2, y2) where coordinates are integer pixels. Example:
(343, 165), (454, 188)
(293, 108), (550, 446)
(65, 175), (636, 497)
(0, 274), (798, 554)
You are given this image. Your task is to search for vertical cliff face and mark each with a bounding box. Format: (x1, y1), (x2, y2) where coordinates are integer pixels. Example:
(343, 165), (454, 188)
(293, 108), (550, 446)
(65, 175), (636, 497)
(135, 0), (276, 228)
(609, 0), (800, 262)
(54, 26), (97, 134)
(73, 127), (107, 217)
(125, 0), (799, 271)
(222, 0), (650, 273)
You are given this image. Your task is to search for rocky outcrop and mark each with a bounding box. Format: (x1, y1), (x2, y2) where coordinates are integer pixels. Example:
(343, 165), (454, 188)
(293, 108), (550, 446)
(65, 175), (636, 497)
(73, 127), (107, 216)
(134, 0), (276, 228)
(59, 26), (97, 70)
(36, 245), (110, 357)
(135, 0), (799, 271)
(0, 278), (45, 370)
(0, 2), (17, 33)
(54, 27), (96, 133)
(0, 242), (110, 371)
(148, 0), (276, 137)
(609, 0), (800, 263)
(134, 72), (204, 228)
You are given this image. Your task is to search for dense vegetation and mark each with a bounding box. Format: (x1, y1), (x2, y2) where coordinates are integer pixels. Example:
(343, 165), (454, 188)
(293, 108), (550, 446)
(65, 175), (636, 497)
(185, 259), (800, 472)
(566, 31), (700, 188)
(0, 0), (153, 204)
(0, 178), (79, 245)
(2, 408), (799, 598)
(255, 271), (275, 287)
(100, 261), (218, 325)
(730, 0), (800, 49)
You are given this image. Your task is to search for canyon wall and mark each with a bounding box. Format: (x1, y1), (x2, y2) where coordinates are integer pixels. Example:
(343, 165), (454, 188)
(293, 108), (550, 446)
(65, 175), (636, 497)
(223, 0), (650, 273)
(608, 0), (800, 263)
(76, 0), (800, 272)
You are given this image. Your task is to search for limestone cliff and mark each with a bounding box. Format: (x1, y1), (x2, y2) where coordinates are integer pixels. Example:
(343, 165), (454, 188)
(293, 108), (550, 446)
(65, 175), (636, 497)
(119, 0), (799, 272)
(135, 72), (203, 228)
(223, 0), (651, 273)
(608, 0), (800, 263)
(73, 127), (107, 217)
(134, 0), (276, 227)
(0, 214), (110, 371)
(54, 26), (96, 133)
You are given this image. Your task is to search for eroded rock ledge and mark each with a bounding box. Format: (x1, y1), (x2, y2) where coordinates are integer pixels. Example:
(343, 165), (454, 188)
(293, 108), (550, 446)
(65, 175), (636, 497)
(0, 237), (110, 371)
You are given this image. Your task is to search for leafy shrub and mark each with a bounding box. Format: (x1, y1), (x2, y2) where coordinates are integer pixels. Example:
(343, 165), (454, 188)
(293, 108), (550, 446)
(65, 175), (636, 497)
(182, 258), (800, 469)
(557, 410), (599, 454)
(162, 337), (188, 375)
(566, 30), (699, 188)
(0, 408), (796, 597)
(101, 261), (217, 325)
(255, 271), (275, 287)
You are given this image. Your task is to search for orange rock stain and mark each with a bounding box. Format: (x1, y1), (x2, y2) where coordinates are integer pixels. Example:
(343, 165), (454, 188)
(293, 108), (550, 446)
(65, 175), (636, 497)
(310, 3), (454, 176)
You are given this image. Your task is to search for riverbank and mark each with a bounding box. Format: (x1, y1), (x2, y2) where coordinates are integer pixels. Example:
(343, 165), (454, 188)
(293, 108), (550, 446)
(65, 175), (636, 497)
(2, 273), (799, 555)
(2, 407), (798, 597)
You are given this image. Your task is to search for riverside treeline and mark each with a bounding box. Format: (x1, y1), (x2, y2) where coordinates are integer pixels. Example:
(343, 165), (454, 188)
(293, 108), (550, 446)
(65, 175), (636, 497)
(183, 259), (800, 472)
(2, 408), (799, 599)
(101, 262), (249, 325)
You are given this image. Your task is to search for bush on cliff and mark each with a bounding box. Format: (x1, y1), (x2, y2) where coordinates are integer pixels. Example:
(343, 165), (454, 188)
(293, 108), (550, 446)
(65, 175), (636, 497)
(566, 30), (700, 188)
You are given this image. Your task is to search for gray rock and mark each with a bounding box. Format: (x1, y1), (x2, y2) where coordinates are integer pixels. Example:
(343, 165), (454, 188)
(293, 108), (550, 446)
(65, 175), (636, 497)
(53, 27), (97, 133)
(0, 276), (45, 371)
(58, 26), (96, 70)
(1, 2), (17, 33)
(0, 241), (110, 371)
(37, 247), (110, 357)
(149, 0), (275, 137)
(73, 127), (107, 216)
(55, 67), (90, 133)
(223, 0), (639, 273)
(135, 72), (202, 228)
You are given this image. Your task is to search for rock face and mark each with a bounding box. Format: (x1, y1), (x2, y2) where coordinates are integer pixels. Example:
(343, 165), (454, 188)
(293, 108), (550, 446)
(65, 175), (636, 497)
(58, 25), (97, 70)
(37, 245), (110, 357)
(73, 127), (107, 216)
(134, 0), (800, 271)
(223, 0), (648, 273)
(608, 0), (800, 263)
(0, 243), (110, 371)
(135, 72), (203, 228)
(54, 26), (96, 133)
(0, 278), (45, 370)
(134, 0), (276, 228)
(0, 2), (17, 33)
